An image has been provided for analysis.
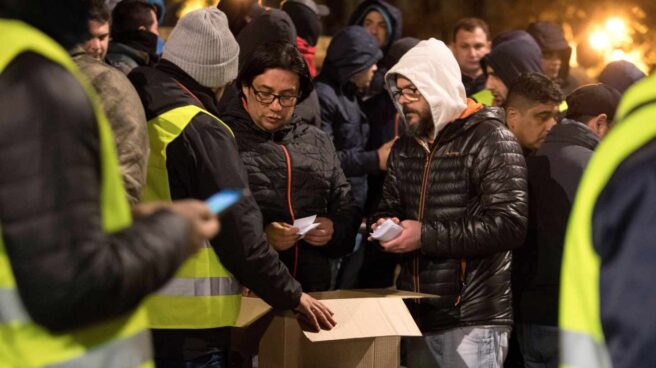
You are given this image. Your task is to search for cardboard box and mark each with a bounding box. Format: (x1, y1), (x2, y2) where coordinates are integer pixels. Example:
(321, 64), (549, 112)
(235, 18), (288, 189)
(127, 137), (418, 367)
(236, 289), (430, 368)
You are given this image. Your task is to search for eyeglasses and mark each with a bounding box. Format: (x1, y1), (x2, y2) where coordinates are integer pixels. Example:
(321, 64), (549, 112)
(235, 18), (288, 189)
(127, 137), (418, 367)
(251, 87), (299, 107)
(392, 87), (422, 102)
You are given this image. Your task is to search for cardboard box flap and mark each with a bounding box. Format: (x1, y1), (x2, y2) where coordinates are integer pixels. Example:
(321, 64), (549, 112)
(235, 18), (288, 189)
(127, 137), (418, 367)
(310, 289), (436, 300)
(235, 296), (271, 328)
(302, 298), (421, 342)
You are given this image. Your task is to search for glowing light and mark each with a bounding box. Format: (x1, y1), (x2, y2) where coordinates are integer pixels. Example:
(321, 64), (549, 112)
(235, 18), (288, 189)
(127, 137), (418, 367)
(178, 0), (210, 18)
(610, 49), (626, 61)
(605, 17), (627, 35)
(590, 31), (611, 51)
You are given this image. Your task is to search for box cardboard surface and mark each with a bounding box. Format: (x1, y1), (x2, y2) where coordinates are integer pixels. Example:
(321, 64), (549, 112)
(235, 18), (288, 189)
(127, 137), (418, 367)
(236, 289), (431, 368)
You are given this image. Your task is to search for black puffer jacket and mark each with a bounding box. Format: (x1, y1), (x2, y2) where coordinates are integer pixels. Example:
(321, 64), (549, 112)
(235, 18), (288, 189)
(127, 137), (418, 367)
(376, 108), (528, 331)
(316, 26), (383, 209)
(221, 100), (361, 291)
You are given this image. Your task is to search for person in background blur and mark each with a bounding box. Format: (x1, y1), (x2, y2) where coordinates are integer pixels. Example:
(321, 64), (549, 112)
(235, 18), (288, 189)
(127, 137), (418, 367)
(598, 59), (646, 95)
(71, 0), (149, 205)
(106, 0), (159, 75)
(527, 21), (579, 95)
(450, 17), (491, 98)
(281, 0), (329, 77)
(217, 0), (264, 35)
(482, 31), (544, 107)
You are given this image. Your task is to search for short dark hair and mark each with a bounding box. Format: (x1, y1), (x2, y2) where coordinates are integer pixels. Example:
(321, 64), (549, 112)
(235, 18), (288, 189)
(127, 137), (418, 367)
(452, 17), (490, 43)
(506, 72), (563, 110)
(237, 40), (314, 103)
(111, 0), (156, 36)
(88, 0), (110, 24)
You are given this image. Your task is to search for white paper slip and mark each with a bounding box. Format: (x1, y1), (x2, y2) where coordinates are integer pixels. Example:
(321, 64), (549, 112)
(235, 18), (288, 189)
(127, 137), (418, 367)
(370, 219), (403, 242)
(293, 215), (318, 238)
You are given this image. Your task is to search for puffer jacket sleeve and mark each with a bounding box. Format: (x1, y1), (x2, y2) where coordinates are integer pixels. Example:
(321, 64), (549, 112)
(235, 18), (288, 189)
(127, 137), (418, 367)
(374, 141), (404, 221)
(318, 134), (362, 258)
(421, 125), (528, 257)
(0, 53), (190, 333)
(317, 84), (379, 177)
(172, 113), (302, 310)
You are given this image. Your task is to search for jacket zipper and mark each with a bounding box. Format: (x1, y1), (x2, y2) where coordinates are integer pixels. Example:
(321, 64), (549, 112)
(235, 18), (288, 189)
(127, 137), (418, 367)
(278, 144), (299, 277)
(415, 138), (467, 306)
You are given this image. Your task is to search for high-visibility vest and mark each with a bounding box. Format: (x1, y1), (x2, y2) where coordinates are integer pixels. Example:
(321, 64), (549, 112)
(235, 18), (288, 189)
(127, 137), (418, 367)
(143, 105), (241, 329)
(559, 75), (656, 368)
(472, 88), (494, 106)
(0, 19), (152, 367)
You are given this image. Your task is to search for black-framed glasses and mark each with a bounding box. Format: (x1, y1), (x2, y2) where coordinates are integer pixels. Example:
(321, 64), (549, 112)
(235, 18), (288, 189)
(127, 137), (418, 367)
(250, 86), (299, 107)
(392, 86), (422, 102)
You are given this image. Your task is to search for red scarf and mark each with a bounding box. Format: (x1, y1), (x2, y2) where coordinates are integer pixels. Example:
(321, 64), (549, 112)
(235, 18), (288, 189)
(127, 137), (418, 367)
(296, 36), (317, 77)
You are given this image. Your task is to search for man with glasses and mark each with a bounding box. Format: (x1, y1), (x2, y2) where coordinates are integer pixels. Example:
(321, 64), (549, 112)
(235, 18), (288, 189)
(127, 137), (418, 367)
(128, 8), (334, 367)
(372, 38), (527, 367)
(221, 40), (360, 292)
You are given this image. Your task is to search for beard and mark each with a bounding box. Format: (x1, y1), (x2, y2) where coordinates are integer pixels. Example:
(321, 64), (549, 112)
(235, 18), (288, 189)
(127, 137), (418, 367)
(404, 107), (434, 138)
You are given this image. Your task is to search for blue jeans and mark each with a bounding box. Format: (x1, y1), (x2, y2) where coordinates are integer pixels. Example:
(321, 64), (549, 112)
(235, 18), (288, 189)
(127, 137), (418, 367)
(155, 351), (225, 368)
(406, 326), (510, 368)
(516, 323), (559, 368)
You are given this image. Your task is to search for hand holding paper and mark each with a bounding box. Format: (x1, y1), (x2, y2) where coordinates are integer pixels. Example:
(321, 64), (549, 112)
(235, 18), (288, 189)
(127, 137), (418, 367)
(370, 218), (403, 242)
(293, 215), (320, 238)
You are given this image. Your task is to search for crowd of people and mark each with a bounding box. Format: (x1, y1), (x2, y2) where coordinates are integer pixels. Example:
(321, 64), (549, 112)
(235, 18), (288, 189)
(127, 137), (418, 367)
(1, 0), (654, 367)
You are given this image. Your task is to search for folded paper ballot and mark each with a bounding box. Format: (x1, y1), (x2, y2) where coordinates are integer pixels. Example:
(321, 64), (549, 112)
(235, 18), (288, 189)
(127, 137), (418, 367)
(293, 215), (320, 239)
(370, 219), (403, 242)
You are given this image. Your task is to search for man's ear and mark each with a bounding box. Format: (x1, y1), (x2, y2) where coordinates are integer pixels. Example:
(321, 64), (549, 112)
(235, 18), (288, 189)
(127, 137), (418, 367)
(506, 107), (520, 131)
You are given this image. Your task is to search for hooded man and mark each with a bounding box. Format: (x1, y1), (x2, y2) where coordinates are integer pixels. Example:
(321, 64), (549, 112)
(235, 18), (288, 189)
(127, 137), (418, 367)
(598, 60), (646, 95)
(128, 8), (334, 366)
(374, 38), (528, 367)
(482, 30), (544, 107)
(527, 21), (579, 95)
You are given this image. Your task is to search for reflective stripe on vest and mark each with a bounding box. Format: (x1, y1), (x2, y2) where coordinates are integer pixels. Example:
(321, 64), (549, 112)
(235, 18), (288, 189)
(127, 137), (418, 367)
(0, 19), (152, 367)
(144, 105), (241, 329)
(559, 75), (656, 368)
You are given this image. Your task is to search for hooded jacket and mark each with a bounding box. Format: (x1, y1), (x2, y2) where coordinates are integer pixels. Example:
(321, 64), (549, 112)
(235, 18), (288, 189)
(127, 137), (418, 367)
(527, 22), (579, 94)
(516, 119), (598, 326)
(221, 97), (361, 291)
(598, 60), (646, 95)
(483, 31), (543, 89)
(129, 60), (301, 358)
(316, 26), (383, 209)
(379, 39), (528, 332)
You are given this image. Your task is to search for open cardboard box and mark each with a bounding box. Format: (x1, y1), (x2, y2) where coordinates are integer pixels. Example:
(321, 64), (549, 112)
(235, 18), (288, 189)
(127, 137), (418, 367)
(235, 289), (433, 368)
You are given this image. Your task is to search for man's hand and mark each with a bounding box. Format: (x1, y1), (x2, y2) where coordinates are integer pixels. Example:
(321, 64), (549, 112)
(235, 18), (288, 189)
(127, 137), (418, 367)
(169, 200), (221, 254)
(368, 217), (400, 241)
(294, 293), (336, 332)
(377, 138), (397, 171)
(379, 220), (422, 253)
(265, 222), (299, 251)
(304, 217), (334, 246)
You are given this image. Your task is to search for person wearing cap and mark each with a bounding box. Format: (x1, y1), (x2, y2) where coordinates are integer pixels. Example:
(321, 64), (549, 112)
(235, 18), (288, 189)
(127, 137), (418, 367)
(482, 31), (544, 107)
(106, 0), (160, 75)
(514, 83), (621, 368)
(128, 7), (335, 366)
(504, 73), (564, 155)
(598, 59), (646, 95)
(527, 21), (580, 95)
(281, 0), (329, 77)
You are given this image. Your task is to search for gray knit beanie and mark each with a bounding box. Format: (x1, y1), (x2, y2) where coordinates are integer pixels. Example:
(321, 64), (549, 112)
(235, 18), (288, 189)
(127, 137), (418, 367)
(163, 8), (239, 89)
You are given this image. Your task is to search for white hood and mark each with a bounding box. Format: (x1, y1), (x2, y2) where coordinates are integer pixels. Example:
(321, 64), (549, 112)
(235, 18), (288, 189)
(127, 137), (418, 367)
(385, 38), (467, 140)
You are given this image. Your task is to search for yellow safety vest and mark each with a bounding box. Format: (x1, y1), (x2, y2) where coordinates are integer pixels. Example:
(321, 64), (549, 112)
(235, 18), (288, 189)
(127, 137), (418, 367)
(143, 105), (241, 329)
(472, 88), (494, 106)
(0, 19), (152, 367)
(559, 75), (656, 368)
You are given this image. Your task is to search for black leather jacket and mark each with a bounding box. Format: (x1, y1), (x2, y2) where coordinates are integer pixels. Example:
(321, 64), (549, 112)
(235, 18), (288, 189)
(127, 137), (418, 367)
(375, 107), (528, 331)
